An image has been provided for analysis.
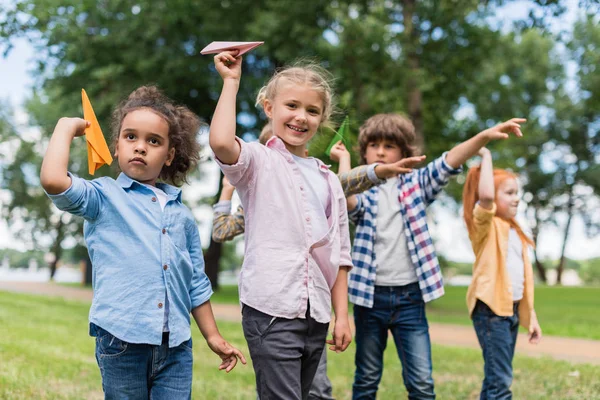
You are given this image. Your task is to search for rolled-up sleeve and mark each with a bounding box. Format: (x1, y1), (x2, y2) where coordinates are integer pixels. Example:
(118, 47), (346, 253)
(187, 225), (213, 309)
(46, 172), (102, 220)
(472, 203), (496, 243)
(348, 194), (365, 224)
(214, 137), (258, 188)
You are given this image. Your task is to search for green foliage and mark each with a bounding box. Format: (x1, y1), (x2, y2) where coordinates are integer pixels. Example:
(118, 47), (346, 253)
(0, 248), (45, 268)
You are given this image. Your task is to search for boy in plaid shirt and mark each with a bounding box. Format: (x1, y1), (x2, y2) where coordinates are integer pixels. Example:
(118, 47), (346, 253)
(346, 114), (525, 399)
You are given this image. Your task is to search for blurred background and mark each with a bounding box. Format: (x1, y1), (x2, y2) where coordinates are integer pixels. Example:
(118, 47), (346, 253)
(1, 0), (598, 288)
(2, 1), (600, 399)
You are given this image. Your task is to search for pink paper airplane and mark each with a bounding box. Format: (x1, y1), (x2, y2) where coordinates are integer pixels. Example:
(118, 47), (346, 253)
(200, 41), (264, 56)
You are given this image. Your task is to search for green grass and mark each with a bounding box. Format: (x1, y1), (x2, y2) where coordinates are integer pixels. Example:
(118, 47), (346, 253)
(1, 290), (600, 399)
(426, 286), (600, 340)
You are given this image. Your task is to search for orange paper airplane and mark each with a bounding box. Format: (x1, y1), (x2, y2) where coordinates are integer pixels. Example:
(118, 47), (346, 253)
(200, 41), (264, 56)
(82, 89), (113, 175)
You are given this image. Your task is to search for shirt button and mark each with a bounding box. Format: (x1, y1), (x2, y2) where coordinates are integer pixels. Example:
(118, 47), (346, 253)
(300, 186), (304, 191)
(151, 197), (157, 202)
(163, 265), (168, 271)
(162, 228), (166, 234)
(158, 303), (163, 309)
(305, 217), (311, 222)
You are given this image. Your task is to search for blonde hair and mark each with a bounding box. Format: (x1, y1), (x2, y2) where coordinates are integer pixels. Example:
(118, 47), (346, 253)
(463, 166), (534, 247)
(256, 61), (335, 126)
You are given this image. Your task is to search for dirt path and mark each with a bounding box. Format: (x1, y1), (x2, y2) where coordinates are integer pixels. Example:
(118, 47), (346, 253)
(2, 281), (599, 365)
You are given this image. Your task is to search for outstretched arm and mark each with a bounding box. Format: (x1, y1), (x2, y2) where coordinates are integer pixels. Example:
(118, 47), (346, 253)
(445, 118), (525, 169)
(40, 117), (90, 194)
(209, 51), (243, 165)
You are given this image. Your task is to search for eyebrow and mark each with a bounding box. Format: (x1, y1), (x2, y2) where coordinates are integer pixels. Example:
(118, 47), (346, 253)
(122, 128), (167, 140)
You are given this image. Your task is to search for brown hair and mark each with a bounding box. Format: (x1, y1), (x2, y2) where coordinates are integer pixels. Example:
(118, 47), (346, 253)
(256, 61), (335, 128)
(258, 123), (273, 145)
(463, 166), (534, 247)
(111, 86), (202, 186)
(357, 113), (418, 165)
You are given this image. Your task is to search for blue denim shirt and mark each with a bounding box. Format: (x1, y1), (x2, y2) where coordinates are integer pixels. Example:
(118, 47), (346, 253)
(48, 172), (213, 347)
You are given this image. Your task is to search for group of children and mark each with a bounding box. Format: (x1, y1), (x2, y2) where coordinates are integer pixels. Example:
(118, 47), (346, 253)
(40, 50), (542, 400)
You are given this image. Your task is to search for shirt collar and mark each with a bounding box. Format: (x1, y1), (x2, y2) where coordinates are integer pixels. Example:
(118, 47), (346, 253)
(116, 173), (182, 201)
(265, 136), (331, 175)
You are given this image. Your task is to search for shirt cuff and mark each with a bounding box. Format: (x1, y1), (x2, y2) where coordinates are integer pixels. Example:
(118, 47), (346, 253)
(367, 164), (387, 184)
(213, 200), (232, 214)
(440, 151), (463, 175)
(348, 195), (363, 219)
(46, 172), (82, 209)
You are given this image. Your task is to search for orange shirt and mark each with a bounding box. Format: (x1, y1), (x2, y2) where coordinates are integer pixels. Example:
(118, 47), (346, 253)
(466, 203), (535, 329)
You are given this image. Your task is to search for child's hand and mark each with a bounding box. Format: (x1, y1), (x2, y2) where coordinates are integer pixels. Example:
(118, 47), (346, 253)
(326, 317), (352, 353)
(56, 117), (90, 138)
(214, 51), (242, 82)
(330, 141), (350, 163)
(374, 155), (426, 179)
(480, 118), (526, 142)
(206, 334), (247, 372)
(528, 315), (542, 344)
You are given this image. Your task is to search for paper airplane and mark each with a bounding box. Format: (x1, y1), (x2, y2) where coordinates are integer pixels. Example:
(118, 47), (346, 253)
(200, 41), (264, 56)
(326, 116), (352, 157)
(82, 89), (113, 175)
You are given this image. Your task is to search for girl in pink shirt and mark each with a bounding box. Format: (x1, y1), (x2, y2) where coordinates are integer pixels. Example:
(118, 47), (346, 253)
(209, 51), (353, 399)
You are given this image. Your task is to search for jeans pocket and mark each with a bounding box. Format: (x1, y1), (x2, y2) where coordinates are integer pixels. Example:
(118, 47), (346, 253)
(182, 337), (193, 352)
(97, 331), (128, 358)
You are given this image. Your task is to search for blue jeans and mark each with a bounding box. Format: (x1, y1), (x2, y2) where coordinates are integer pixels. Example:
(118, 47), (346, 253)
(92, 323), (193, 400)
(472, 300), (520, 400)
(352, 283), (435, 400)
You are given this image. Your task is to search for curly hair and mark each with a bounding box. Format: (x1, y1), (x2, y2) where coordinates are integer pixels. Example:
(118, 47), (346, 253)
(111, 86), (202, 186)
(255, 60), (336, 129)
(358, 113), (419, 165)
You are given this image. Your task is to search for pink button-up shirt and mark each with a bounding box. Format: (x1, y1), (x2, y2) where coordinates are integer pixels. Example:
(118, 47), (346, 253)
(215, 136), (353, 324)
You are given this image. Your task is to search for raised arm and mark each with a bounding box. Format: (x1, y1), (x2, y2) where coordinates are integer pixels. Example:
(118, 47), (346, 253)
(40, 118), (89, 194)
(477, 148), (495, 210)
(209, 51), (243, 165)
(445, 118), (525, 169)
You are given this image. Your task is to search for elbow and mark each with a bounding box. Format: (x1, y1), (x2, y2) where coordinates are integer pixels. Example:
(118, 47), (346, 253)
(40, 172), (67, 195)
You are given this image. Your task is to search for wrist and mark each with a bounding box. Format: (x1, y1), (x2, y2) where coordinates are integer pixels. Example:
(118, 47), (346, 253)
(223, 78), (240, 89)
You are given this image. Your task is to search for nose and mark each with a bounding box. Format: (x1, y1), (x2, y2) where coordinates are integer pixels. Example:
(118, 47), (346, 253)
(376, 145), (385, 156)
(295, 109), (307, 123)
(134, 143), (147, 155)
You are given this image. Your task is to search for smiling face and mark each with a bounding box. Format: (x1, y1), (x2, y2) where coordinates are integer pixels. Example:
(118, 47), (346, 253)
(263, 79), (324, 157)
(496, 177), (520, 219)
(364, 139), (403, 165)
(114, 108), (175, 186)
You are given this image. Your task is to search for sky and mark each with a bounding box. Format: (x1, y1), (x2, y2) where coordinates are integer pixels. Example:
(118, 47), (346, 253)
(1, 0), (598, 262)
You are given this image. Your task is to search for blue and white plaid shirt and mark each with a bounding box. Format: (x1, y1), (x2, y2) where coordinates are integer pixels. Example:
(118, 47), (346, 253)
(348, 153), (462, 307)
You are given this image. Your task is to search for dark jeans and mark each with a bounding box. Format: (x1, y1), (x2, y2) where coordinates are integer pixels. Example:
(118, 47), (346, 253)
(352, 283), (435, 400)
(472, 300), (520, 400)
(242, 304), (329, 400)
(92, 323), (193, 400)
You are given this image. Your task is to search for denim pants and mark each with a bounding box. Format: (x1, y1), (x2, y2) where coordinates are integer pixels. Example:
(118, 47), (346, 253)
(242, 304), (329, 400)
(92, 323), (193, 400)
(352, 283), (435, 400)
(472, 300), (520, 400)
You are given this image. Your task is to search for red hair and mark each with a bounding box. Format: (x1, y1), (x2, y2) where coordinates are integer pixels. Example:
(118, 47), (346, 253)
(463, 166), (534, 247)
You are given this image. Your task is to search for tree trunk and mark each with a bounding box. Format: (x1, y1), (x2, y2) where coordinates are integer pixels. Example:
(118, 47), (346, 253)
(531, 207), (547, 283)
(402, 0), (424, 147)
(556, 189), (574, 285)
(204, 172), (225, 290)
(49, 217), (65, 280)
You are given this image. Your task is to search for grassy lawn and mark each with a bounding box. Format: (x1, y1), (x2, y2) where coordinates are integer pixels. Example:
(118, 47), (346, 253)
(2, 290), (600, 399)
(426, 286), (600, 340)
(213, 284), (600, 340)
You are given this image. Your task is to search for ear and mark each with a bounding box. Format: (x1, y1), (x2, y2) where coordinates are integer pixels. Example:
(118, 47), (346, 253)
(113, 142), (119, 158)
(165, 147), (175, 166)
(263, 99), (273, 119)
